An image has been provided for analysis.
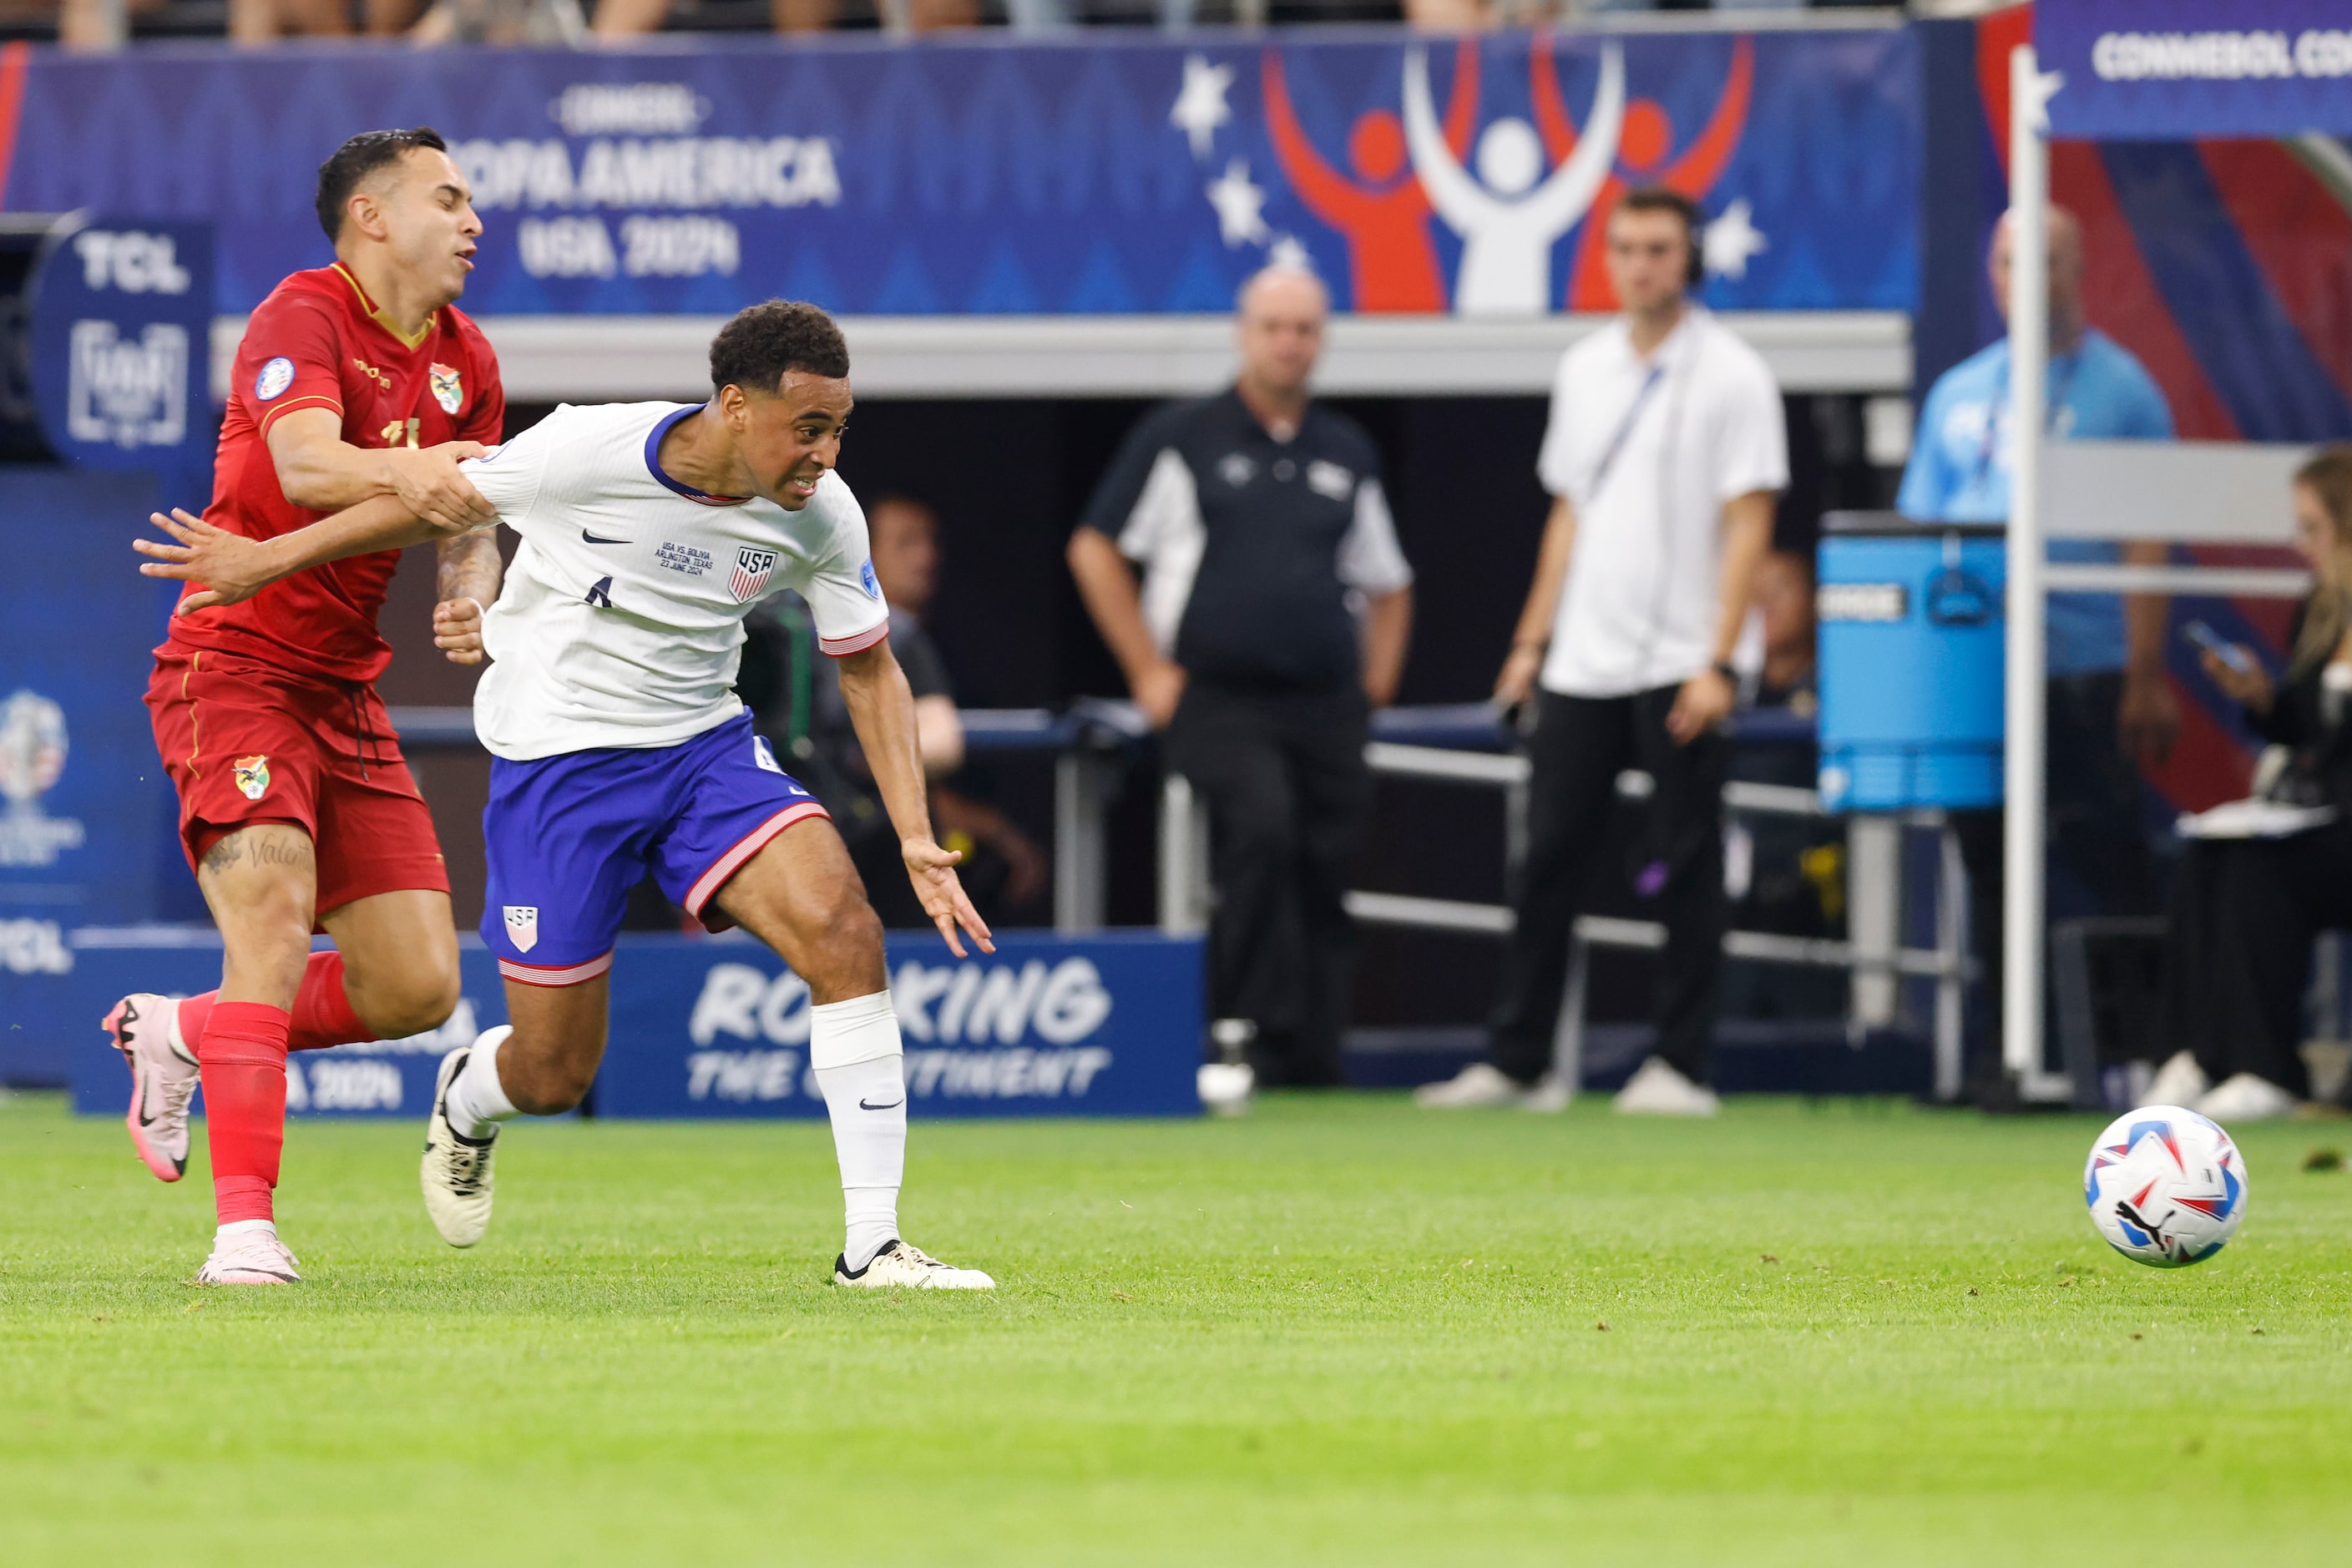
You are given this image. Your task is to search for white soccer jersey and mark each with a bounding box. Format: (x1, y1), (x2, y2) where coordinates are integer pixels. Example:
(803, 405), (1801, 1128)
(458, 401), (888, 761)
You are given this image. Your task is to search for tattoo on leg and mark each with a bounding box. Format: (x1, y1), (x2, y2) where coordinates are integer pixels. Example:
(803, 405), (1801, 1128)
(201, 830), (314, 875)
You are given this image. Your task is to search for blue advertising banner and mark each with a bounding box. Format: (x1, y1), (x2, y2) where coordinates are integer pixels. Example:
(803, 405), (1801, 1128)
(0, 470), (194, 1084)
(26, 218), (214, 478)
(2040, 0), (2352, 140)
(44, 928), (1201, 1116)
(0, 28), (1918, 320)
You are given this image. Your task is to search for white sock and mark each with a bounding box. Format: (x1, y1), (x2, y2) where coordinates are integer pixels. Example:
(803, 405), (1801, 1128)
(811, 991), (906, 1274)
(444, 1025), (520, 1140)
(216, 1218), (276, 1243)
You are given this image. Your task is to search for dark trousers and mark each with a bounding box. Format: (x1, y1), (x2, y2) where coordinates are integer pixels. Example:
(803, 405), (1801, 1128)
(2163, 823), (2352, 1098)
(1163, 680), (1373, 1087)
(1490, 686), (1728, 1086)
(1952, 671), (2160, 1085)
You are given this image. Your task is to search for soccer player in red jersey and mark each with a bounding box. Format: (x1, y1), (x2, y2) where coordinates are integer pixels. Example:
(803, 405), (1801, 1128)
(105, 127), (505, 1285)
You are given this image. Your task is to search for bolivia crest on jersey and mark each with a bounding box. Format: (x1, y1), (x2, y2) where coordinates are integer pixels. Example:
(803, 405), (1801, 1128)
(232, 755), (271, 801)
(503, 905), (539, 953)
(428, 362), (463, 416)
(730, 548), (778, 603)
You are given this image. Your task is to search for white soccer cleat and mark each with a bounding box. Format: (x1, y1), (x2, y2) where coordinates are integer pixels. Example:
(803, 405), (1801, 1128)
(1613, 1056), (1720, 1117)
(1415, 1062), (1544, 1109)
(2197, 1072), (2299, 1123)
(195, 1228), (301, 1286)
(833, 1239), (995, 1290)
(1197, 1060), (1255, 1115)
(2144, 1050), (2211, 1109)
(421, 1047), (498, 1248)
(106, 993), (199, 1182)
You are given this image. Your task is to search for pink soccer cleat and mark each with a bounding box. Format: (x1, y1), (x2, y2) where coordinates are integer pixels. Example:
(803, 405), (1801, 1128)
(106, 993), (200, 1182)
(194, 1227), (301, 1287)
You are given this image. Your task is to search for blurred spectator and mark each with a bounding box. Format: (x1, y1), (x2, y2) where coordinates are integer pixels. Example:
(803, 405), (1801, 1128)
(866, 494), (1050, 916)
(1418, 187), (1785, 1116)
(739, 494), (1044, 929)
(1748, 548), (1816, 713)
(590, 0), (974, 36)
(411, 0), (584, 43)
(2152, 448), (2352, 1120)
(1898, 205), (2178, 1103)
(1069, 265), (1414, 1090)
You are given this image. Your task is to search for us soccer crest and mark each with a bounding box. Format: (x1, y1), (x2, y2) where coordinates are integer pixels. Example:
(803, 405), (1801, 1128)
(730, 547), (778, 603)
(428, 362), (463, 415)
(231, 754), (271, 801)
(503, 905), (539, 953)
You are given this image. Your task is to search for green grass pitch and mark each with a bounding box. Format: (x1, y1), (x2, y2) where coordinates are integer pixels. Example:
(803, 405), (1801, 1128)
(4, 1089), (2349, 1565)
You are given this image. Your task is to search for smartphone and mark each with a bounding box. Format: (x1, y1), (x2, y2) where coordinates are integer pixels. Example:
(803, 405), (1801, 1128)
(2183, 620), (2256, 675)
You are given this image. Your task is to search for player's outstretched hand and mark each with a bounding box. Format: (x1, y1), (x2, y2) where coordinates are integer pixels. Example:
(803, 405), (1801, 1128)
(392, 443), (496, 534)
(136, 508), (277, 613)
(903, 837), (994, 959)
(434, 597), (487, 665)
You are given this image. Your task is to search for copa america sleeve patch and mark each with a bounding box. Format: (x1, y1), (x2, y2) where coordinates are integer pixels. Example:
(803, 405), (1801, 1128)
(254, 357), (296, 402)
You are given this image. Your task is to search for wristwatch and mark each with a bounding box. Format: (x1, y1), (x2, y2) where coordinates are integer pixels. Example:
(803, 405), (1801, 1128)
(1712, 661), (1739, 685)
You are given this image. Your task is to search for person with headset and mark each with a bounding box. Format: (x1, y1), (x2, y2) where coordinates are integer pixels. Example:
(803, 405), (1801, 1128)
(1419, 185), (1786, 1115)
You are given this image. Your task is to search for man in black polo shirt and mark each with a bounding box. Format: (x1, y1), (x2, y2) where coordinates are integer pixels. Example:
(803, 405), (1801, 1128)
(1069, 266), (1415, 1090)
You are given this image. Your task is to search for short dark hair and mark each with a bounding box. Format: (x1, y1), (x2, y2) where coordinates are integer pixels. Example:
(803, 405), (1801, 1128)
(1615, 185), (1707, 286)
(316, 127), (449, 242)
(709, 301), (851, 393)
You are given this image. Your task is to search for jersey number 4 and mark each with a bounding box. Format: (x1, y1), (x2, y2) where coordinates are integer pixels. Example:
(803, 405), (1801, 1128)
(584, 575), (614, 608)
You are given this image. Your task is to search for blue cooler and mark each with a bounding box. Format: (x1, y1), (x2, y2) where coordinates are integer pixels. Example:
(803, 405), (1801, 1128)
(1815, 515), (2006, 812)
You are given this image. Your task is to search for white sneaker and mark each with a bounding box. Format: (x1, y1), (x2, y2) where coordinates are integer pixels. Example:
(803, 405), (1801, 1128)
(195, 1227), (301, 1286)
(833, 1239), (995, 1290)
(1415, 1062), (1543, 1109)
(106, 993), (199, 1182)
(2144, 1050), (2209, 1109)
(1613, 1056), (1720, 1117)
(1197, 1060), (1255, 1115)
(421, 1047), (497, 1248)
(2197, 1072), (2300, 1123)
(1521, 1075), (1574, 1113)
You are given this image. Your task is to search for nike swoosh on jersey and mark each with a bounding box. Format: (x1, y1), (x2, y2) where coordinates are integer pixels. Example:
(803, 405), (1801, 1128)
(581, 530), (629, 544)
(858, 1096), (905, 1111)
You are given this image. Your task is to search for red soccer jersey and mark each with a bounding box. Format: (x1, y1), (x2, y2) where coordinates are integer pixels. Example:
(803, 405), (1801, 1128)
(165, 262), (505, 684)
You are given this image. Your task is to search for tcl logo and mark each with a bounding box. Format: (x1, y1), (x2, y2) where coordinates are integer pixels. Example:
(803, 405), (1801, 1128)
(72, 230), (192, 296)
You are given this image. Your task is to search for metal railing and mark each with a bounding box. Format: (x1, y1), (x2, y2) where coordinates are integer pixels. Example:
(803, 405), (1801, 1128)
(1156, 707), (1975, 1100)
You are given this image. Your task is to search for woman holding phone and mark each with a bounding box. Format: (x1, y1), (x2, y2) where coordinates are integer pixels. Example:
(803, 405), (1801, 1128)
(2150, 446), (2352, 1118)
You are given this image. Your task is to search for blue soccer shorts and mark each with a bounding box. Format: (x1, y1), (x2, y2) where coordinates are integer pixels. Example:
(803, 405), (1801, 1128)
(480, 711), (830, 986)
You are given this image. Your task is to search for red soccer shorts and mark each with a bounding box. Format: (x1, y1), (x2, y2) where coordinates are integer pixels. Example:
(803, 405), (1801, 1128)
(145, 648), (450, 916)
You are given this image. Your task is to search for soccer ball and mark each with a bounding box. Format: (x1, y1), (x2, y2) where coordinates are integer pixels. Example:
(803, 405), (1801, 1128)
(2083, 1107), (2249, 1268)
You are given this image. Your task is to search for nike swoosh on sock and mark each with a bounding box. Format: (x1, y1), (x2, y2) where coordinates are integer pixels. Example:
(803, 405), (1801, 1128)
(858, 1096), (904, 1111)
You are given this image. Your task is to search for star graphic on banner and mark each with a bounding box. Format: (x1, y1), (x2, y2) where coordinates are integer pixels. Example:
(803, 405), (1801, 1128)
(1205, 159), (1269, 248)
(1267, 234), (1314, 273)
(1170, 53), (1234, 161)
(1703, 199), (1768, 281)
(2022, 63), (2066, 130)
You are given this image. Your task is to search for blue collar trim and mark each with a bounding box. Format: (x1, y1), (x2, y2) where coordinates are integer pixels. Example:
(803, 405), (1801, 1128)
(644, 404), (748, 505)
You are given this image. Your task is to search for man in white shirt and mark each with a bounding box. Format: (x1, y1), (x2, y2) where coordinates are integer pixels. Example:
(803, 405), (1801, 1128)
(135, 302), (997, 1288)
(1419, 188), (1787, 1116)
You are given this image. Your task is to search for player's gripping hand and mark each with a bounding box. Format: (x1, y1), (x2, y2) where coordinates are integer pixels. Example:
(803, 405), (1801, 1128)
(903, 837), (995, 959)
(390, 443), (496, 534)
(434, 597), (487, 665)
(136, 508), (279, 613)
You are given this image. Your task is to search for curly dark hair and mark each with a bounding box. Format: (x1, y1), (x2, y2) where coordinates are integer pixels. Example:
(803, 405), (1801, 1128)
(710, 301), (851, 393)
(316, 127), (449, 243)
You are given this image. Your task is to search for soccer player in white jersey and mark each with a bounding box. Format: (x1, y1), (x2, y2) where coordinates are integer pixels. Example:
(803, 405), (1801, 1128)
(134, 301), (995, 1288)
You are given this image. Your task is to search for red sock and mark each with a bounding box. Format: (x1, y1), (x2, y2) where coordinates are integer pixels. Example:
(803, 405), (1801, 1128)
(289, 951), (370, 1053)
(178, 953), (371, 1060)
(175, 991), (216, 1059)
(197, 1001), (291, 1226)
